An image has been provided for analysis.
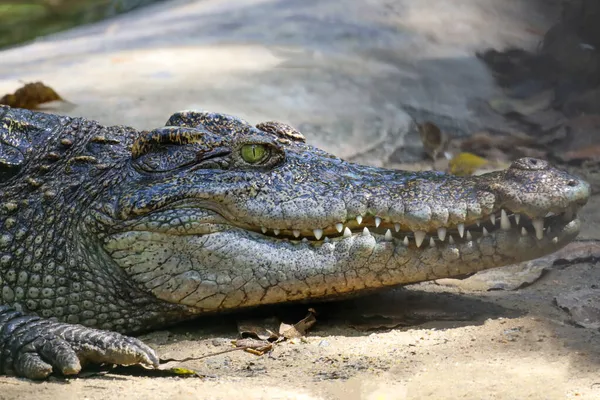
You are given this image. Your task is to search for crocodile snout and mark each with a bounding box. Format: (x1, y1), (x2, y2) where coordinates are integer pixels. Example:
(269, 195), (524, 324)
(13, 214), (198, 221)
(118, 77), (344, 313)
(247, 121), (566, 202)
(487, 157), (591, 218)
(510, 157), (590, 207)
(564, 175), (591, 208)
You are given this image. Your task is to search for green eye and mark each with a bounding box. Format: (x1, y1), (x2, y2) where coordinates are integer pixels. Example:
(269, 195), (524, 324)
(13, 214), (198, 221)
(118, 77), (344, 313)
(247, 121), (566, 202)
(240, 144), (269, 164)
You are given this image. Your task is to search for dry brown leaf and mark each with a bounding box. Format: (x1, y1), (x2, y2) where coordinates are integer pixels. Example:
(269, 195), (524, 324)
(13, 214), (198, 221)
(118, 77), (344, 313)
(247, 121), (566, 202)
(0, 82), (67, 110)
(237, 316), (281, 341)
(417, 121), (448, 160)
(237, 309), (318, 342)
(234, 338), (274, 355)
(279, 308), (317, 339)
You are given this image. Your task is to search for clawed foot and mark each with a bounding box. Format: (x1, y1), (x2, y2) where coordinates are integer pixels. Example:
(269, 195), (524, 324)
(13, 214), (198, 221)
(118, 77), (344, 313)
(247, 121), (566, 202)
(0, 310), (158, 379)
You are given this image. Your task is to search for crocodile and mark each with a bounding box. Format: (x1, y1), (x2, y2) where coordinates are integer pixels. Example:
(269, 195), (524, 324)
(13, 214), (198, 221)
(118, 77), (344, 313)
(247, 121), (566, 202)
(0, 105), (590, 379)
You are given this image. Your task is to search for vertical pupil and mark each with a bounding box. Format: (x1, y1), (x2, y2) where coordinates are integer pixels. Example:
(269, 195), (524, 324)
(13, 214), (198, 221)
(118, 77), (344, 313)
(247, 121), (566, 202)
(243, 144), (266, 162)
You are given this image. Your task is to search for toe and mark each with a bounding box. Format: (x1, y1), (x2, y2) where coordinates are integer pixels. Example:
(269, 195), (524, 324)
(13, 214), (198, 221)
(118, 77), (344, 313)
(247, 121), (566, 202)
(73, 331), (158, 368)
(39, 337), (81, 375)
(124, 337), (159, 367)
(14, 352), (53, 380)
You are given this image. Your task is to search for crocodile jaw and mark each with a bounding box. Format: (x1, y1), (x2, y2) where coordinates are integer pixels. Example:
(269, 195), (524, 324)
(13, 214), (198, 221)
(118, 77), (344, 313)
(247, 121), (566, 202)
(103, 204), (583, 312)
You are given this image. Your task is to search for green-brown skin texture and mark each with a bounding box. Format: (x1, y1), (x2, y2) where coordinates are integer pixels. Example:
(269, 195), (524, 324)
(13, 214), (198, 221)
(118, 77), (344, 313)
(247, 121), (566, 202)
(0, 105), (590, 379)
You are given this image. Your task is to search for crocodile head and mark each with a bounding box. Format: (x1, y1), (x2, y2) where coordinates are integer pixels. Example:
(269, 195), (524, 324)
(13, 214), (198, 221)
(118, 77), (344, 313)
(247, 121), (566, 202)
(94, 111), (590, 312)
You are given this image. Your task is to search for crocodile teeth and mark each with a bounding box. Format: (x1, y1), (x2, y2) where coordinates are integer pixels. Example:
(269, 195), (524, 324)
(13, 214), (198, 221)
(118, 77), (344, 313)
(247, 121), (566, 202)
(293, 230), (301, 238)
(261, 226), (267, 234)
(514, 214), (521, 225)
(384, 229), (392, 241)
(356, 215), (363, 225)
(437, 227), (447, 241)
(273, 229), (280, 236)
(532, 218), (544, 240)
(475, 220), (481, 227)
(343, 227), (352, 238)
(457, 223), (465, 238)
(448, 235), (455, 245)
(500, 209), (511, 230)
(482, 226), (489, 237)
(521, 227), (527, 236)
(394, 223), (400, 232)
(552, 237), (558, 244)
(302, 238), (308, 243)
(414, 231), (426, 248)
(403, 236), (409, 246)
(335, 223), (344, 233)
(313, 229), (323, 240)
(375, 217), (382, 228)
(362, 227), (370, 236)
(490, 214), (496, 225)
(429, 237), (435, 247)
(324, 237), (330, 243)
(466, 230), (472, 241)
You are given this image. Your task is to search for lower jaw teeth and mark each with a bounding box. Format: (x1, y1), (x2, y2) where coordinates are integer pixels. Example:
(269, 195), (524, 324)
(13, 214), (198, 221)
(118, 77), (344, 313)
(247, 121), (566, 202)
(384, 229), (393, 241)
(532, 218), (544, 240)
(414, 231), (426, 247)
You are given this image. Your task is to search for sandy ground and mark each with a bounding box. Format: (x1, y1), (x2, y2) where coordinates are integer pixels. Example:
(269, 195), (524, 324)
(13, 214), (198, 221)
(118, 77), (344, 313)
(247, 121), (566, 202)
(1, 247), (599, 399)
(1, 0), (599, 399)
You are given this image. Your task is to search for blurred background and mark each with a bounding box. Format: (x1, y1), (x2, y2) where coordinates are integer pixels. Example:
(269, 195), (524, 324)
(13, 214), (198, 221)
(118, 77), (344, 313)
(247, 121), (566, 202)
(0, 0), (163, 49)
(2, 0), (599, 176)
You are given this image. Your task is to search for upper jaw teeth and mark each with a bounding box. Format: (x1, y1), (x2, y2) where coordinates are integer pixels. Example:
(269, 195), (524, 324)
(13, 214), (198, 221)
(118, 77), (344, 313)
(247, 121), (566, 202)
(457, 223), (465, 238)
(437, 227), (447, 241)
(256, 207), (568, 244)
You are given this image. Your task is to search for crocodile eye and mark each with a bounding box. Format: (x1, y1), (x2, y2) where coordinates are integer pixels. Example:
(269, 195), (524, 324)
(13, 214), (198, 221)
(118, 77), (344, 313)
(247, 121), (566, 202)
(240, 144), (269, 164)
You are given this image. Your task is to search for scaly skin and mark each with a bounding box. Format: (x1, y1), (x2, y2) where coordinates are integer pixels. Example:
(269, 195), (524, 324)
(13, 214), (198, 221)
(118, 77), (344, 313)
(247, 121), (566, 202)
(0, 105), (590, 379)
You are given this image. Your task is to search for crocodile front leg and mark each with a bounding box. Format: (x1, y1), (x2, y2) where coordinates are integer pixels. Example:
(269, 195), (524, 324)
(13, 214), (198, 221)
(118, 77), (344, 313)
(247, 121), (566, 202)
(0, 306), (158, 379)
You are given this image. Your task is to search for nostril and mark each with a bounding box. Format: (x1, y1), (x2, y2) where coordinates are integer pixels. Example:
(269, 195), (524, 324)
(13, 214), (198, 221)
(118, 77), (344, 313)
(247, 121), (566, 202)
(567, 180), (578, 187)
(529, 159), (538, 166)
